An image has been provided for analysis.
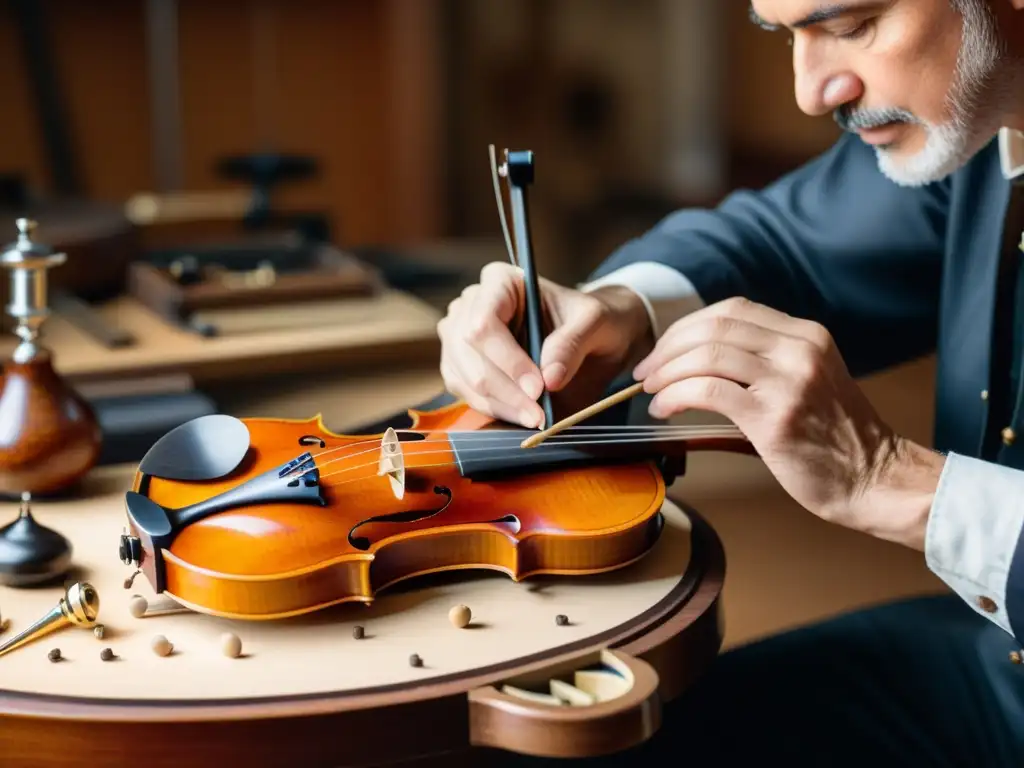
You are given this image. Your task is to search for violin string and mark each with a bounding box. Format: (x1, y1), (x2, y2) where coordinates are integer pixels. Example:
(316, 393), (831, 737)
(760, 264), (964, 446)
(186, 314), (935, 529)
(299, 423), (744, 469)
(307, 436), (715, 490)
(294, 429), (747, 489)
(288, 423), (745, 479)
(296, 426), (744, 474)
(402, 425), (742, 436)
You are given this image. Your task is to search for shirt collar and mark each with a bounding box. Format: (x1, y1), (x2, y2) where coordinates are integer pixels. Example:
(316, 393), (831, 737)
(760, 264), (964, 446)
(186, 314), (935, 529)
(1000, 127), (1024, 180)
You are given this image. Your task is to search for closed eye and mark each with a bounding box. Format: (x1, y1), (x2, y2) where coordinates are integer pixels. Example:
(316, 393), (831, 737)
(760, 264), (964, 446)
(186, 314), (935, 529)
(836, 20), (871, 40)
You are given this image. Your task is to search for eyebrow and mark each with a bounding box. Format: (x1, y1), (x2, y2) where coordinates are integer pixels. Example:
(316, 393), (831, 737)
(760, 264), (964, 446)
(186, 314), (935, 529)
(749, 3), (858, 31)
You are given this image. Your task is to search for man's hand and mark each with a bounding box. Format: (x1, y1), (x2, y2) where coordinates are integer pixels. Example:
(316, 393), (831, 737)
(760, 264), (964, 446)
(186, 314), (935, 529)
(437, 262), (653, 428)
(634, 296), (946, 550)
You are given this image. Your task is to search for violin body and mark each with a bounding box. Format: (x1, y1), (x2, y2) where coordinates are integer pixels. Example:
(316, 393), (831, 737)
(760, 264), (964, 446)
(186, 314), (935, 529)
(119, 401), (749, 621)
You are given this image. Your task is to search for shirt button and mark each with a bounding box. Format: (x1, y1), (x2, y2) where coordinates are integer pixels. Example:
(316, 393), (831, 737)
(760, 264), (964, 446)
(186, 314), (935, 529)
(1003, 427), (1016, 446)
(982, 389), (989, 400)
(1011, 651), (1022, 664)
(978, 596), (999, 613)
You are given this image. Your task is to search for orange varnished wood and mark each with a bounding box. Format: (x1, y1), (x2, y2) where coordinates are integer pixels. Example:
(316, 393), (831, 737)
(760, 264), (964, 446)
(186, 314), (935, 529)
(129, 401), (751, 620)
(0, 350), (101, 496)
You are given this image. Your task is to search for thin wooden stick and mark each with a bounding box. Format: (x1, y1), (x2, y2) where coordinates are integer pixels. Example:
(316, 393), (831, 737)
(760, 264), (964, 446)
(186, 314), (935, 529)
(520, 382), (646, 449)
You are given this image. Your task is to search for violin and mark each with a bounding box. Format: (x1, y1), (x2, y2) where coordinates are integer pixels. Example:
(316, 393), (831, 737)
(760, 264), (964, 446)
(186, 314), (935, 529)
(118, 404), (751, 620)
(117, 147), (756, 620)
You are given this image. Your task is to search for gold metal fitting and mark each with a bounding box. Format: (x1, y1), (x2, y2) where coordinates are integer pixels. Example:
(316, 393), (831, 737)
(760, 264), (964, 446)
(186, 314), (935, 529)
(0, 582), (99, 659)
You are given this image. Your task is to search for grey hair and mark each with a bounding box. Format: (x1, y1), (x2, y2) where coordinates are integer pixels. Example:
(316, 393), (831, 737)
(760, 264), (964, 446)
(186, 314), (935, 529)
(948, 0), (984, 10)
(946, 0), (1006, 131)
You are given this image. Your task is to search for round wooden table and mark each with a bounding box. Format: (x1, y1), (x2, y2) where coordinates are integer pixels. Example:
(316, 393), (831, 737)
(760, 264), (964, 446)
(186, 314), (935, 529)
(0, 461), (724, 767)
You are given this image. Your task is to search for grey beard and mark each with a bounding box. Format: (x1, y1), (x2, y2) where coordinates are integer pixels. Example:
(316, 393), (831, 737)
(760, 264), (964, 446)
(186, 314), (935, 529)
(832, 0), (1005, 186)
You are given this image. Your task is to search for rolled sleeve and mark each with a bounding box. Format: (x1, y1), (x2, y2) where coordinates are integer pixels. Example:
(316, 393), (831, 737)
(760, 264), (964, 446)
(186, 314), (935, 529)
(580, 261), (706, 339)
(925, 452), (1024, 640)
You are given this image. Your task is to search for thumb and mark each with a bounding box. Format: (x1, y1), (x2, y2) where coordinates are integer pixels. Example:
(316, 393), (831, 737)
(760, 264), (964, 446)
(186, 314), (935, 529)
(539, 309), (601, 391)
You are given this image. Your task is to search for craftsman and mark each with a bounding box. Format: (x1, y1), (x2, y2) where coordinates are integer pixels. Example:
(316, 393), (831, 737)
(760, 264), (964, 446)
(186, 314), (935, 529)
(437, 0), (1024, 764)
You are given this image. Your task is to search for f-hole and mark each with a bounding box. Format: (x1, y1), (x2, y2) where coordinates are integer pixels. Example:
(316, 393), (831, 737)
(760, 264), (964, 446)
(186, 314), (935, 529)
(299, 435), (326, 448)
(348, 486), (453, 551)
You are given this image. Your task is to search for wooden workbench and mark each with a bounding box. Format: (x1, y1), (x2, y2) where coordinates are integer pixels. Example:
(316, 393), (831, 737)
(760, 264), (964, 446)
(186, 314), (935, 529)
(0, 290), (442, 385)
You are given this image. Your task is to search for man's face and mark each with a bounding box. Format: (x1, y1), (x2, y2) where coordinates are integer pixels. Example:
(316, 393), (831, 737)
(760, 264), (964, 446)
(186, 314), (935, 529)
(750, 0), (1009, 186)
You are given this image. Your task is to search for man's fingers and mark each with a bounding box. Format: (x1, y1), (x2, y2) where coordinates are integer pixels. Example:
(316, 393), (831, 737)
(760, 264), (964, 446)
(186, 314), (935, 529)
(635, 315), (784, 380)
(445, 345), (545, 428)
(643, 343), (771, 394)
(472, 321), (544, 399)
(539, 305), (602, 391)
(449, 263), (544, 399)
(435, 261), (556, 427)
(682, 297), (829, 349)
(648, 376), (756, 423)
(635, 297), (833, 381)
(444, 375), (541, 428)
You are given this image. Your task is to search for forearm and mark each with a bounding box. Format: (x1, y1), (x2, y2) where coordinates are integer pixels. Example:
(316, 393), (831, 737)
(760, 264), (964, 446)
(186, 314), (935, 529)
(583, 282), (659, 366)
(584, 134), (947, 378)
(860, 437), (946, 551)
(582, 262), (706, 341)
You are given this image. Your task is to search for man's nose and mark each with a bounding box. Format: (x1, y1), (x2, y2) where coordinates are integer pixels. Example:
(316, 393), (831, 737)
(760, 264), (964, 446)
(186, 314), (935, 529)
(793, 44), (862, 116)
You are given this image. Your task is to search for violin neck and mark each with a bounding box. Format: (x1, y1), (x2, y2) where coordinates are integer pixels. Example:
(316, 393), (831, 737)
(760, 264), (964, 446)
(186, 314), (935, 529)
(448, 427), (751, 481)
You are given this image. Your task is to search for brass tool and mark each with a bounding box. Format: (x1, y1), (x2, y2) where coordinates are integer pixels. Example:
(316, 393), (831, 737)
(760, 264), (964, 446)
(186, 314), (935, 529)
(0, 581), (99, 658)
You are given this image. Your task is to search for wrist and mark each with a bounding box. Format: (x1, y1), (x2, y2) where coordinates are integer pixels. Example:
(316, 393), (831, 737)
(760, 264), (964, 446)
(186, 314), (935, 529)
(860, 437), (946, 551)
(588, 284), (655, 360)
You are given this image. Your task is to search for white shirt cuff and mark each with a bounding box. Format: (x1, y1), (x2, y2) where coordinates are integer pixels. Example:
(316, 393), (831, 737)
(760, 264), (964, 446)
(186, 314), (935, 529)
(579, 262), (705, 338)
(925, 452), (1024, 636)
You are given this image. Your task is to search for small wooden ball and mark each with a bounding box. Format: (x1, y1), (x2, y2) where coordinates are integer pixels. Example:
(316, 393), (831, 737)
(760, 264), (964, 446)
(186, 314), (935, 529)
(409, 653), (422, 668)
(352, 625), (364, 640)
(448, 604), (471, 629)
(129, 595), (148, 618)
(221, 632), (242, 658)
(47, 648), (61, 662)
(555, 614), (569, 626)
(151, 635), (173, 657)
(100, 648), (115, 661)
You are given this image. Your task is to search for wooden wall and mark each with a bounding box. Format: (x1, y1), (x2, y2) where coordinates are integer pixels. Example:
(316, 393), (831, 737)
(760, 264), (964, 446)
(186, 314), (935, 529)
(723, 4), (842, 172)
(0, 0), (444, 247)
(0, 1), (844, 259)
